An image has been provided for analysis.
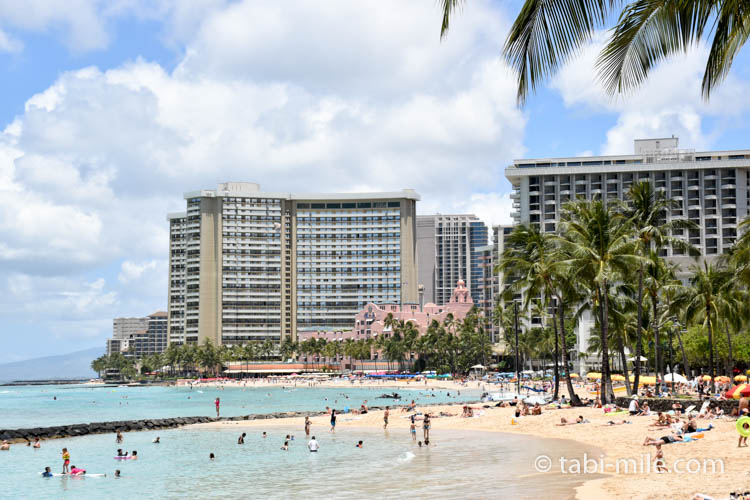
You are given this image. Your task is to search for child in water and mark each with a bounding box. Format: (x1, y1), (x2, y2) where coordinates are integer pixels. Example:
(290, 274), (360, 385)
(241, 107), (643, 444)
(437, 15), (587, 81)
(61, 448), (70, 474)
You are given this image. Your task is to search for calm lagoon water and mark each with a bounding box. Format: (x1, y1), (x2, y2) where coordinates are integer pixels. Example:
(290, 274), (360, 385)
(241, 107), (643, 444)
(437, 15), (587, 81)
(0, 384), (481, 429)
(0, 426), (597, 499)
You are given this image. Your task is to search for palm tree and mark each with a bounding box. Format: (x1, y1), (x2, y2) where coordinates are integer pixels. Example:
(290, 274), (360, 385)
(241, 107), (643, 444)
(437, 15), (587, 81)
(558, 199), (641, 404)
(626, 180), (699, 390)
(91, 355), (108, 378)
(499, 224), (582, 404)
(682, 261), (733, 393)
(440, 0), (748, 103)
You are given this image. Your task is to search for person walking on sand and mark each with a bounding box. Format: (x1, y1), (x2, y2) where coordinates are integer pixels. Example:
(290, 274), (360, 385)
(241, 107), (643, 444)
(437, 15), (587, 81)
(330, 410), (337, 433)
(384, 407), (390, 430)
(305, 416), (311, 437)
(215, 398), (221, 418)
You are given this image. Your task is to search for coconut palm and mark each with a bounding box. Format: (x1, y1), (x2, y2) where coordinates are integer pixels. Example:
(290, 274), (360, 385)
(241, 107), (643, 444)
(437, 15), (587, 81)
(625, 180), (699, 390)
(499, 224), (582, 404)
(681, 260), (734, 393)
(557, 199), (641, 403)
(440, 0), (749, 103)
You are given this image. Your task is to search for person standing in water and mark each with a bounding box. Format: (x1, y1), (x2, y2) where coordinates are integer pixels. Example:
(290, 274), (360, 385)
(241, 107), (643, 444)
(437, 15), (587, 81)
(61, 448), (70, 474)
(304, 416), (311, 436)
(423, 414), (431, 441)
(308, 436), (319, 452)
(384, 407), (390, 430)
(116, 431), (123, 444)
(215, 398), (221, 418)
(238, 433), (246, 444)
(330, 410), (336, 433)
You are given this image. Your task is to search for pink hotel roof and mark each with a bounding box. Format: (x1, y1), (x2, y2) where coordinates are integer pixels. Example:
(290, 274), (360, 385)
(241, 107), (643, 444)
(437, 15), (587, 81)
(299, 280), (475, 342)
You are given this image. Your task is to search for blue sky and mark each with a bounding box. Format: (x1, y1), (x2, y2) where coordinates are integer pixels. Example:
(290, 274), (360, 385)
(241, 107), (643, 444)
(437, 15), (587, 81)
(1, 0), (749, 361)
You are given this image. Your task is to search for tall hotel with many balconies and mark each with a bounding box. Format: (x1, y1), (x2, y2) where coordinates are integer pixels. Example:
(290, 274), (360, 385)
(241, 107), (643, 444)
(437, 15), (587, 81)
(504, 137), (750, 371)
(506, 138), (750, 262)
(167, 182), (419, 346)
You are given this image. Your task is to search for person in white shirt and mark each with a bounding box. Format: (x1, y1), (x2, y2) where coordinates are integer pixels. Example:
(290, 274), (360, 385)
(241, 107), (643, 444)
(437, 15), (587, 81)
(307, 436), (319, 452)
(629, 397), (640, 415)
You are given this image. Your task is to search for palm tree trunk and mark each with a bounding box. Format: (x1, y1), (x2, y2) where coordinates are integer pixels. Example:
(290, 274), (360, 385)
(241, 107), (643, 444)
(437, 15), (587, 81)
(675, 327), (691, 378)
(600, 284), (615, 403)
(633, 263), (644, 391)
(552, 311), (560, 401)
(556, 297), (582, 406)
(707, 306), (716, 393)
(619, 335), (632, 396)
(725, 323), (734, 378)
(651, 295), (664, 392)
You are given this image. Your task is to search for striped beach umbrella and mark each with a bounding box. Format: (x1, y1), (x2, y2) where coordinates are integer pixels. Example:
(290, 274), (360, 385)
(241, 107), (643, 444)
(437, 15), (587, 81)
(726, 384), (750, 399)
(716, 375), (731, 384)
(735, 375), (748, 383)
(586, 372), (602, 380)
(611, 374), (626, 381)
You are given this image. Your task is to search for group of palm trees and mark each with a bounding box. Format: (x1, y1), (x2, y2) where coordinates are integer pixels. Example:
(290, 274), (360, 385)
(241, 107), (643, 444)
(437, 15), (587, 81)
(91, 308), (495, 379)
(293, 309), (492, 374)
(496, 181), (750, 405)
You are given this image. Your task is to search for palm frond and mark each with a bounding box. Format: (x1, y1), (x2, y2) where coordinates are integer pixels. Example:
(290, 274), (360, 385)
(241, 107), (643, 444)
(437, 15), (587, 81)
(597, 0), (714, 95)
(504, 0), (612, 104)
(440, 0), (464, 39)
(702, 0), (750, 98)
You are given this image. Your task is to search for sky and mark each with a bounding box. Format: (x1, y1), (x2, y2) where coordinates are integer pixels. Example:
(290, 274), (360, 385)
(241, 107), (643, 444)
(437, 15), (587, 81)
(2, 0), (750, 361)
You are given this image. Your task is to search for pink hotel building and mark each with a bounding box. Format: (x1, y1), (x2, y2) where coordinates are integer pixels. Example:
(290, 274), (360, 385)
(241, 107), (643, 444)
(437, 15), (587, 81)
(298, 280), (475, 343)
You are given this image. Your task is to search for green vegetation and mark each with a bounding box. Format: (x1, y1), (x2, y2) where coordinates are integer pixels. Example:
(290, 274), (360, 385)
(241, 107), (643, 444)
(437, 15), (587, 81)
(440, 0), (749, 103)
(496, 181), (750, 404)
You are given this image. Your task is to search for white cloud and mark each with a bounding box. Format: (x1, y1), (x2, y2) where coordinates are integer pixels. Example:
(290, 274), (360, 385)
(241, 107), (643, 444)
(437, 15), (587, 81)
(1, 0), (527, 357)
(550, 34), (750, 154)
(0, 28), (21, 52)
(118, 260), (158, 283)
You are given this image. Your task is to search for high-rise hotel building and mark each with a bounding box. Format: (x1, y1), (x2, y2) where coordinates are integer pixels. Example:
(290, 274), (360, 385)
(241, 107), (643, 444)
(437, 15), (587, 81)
(506, 138), (750, 261)
(416, 215), (488, 306)
(505, 137), (750, 371)
(167, 182), (419, 346)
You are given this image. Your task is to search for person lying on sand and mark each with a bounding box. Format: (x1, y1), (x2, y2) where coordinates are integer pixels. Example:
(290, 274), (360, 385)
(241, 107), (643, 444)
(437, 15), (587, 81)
(643, 434), (684, 446)
(601, 419), (632, 426)
(557, 416), (587, 426)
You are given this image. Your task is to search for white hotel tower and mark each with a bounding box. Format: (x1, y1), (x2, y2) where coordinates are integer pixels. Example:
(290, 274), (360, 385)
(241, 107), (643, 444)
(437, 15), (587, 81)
(505, 137), (750, 369)
(167, 182), (419, 346)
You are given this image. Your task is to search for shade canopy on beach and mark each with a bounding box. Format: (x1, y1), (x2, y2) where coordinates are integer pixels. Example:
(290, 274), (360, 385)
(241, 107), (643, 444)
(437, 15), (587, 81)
(611, 374), (625, 381)
(626, 356), (648, 362)
(664, 373), (688, 383)
(628, 375), (657, 385)
(586, 372), (602, 380)
(726, 384), (750, 399)
(471, 364), (486, 370)
(735, 375), (748, 382)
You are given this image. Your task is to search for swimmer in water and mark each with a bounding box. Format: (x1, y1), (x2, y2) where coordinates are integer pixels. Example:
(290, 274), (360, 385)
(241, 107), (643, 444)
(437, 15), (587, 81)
(42, 467), (53, 477)
(238, 433), (246, 444)
(356, 441), (363, 448)
(115, 470), (121, 478)
(153, 437), (160, 444)
(262, 432), (267, 438)
(209, 453), (215, 460)
(130, 451), (138, 460)
(281, 441), (289, 451)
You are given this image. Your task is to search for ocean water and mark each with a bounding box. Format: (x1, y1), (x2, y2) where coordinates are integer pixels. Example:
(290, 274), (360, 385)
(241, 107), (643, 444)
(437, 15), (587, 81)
(0, 384), (481, 429)
(0, 426), (598, 499)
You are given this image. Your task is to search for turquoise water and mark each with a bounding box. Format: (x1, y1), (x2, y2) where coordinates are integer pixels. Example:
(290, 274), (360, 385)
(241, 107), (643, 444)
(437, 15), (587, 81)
(0, 384), (480, 429)
(0, 426), (595, 499)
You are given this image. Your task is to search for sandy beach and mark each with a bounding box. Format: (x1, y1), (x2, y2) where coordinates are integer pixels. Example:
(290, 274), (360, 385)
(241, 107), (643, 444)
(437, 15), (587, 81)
(188, 399), (747, 500)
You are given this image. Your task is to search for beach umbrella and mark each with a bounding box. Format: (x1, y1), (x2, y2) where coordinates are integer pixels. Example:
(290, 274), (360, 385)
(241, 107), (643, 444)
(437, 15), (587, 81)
(611, 374), (625, 381)
(664, 373), (688, 384)
(735, 375), (748, 382)
(716, 376), (731, 383)
(629, 375), (657, 385)
(586, 372), (602, 380)
(726, 384), (750, 399)
(471, 364), (486, 370)
(701, 375), (713, 381)
(569, 373), (580, 378)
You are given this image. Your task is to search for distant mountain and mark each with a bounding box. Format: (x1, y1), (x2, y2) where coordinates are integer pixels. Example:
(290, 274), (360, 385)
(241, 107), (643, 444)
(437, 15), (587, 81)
(0, 347), (102, 383)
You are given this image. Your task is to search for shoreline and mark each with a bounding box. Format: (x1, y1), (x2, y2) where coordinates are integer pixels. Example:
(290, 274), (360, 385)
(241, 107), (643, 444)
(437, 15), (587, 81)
(187, 401), (745, 500)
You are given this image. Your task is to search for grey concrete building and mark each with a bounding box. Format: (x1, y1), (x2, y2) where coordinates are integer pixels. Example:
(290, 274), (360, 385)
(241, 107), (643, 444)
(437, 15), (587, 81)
(166, 182), (420, 346)
(504, 137), (750, 371)
(416, 214), (488, 306)
(107, 312), (168, 357)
